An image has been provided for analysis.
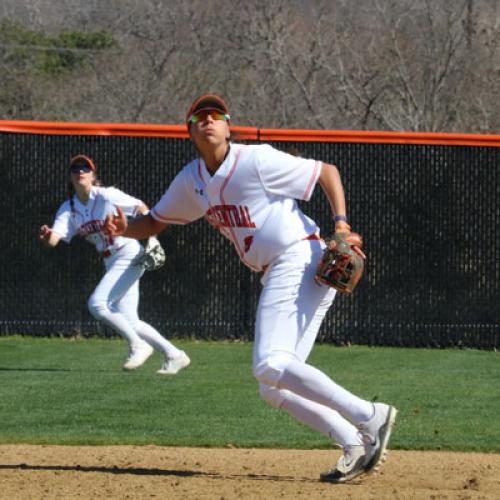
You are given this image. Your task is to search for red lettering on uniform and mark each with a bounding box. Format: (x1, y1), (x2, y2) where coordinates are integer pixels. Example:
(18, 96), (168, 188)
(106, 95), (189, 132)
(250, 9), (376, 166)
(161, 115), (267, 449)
(244, 206), (256, 228)
(79, 220), (103, 236)
(244, 236), (254, 253)
(222, 207), (233, 227)
(206, 205), (256, 229)
(229, 205), (242, 226)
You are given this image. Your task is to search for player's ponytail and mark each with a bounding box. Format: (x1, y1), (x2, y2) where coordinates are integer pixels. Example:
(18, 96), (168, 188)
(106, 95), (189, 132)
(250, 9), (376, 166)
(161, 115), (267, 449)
(68, 181), (75, 214)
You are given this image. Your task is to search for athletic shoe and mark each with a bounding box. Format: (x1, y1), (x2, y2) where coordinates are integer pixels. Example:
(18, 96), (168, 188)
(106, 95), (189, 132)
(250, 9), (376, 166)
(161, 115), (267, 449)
(123, 342), (154, 370)
(157, 351), (191, 375)
(319, 445), (367, 483)
(359, 402), (398, 474)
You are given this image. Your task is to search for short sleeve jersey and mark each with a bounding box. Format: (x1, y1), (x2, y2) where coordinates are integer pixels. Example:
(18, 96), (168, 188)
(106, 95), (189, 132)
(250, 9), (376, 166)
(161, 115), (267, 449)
(51, 186), (142, 253)
(151, 144), (322, 271)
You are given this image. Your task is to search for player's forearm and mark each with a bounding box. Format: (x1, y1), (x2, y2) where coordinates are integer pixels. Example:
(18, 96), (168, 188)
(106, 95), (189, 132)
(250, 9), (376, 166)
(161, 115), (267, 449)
(319, 162), (347, 220)
(46, 233), (61, 247)
(40, 236), (58, 247)
(39, 225), (61, 247)
(124, 213), (168, 239)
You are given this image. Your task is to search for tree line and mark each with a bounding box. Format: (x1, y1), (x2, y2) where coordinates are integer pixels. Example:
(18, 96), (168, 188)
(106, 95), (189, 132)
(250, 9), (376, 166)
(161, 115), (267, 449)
(1, 0), (499, 133)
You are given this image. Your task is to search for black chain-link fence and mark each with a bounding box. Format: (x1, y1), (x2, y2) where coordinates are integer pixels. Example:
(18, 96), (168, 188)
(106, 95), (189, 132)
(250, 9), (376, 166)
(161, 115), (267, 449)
(1, 131), (499, 348)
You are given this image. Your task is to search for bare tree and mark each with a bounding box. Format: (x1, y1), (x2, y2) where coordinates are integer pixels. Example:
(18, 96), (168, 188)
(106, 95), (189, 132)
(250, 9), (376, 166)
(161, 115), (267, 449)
(1, 0), (500, 132)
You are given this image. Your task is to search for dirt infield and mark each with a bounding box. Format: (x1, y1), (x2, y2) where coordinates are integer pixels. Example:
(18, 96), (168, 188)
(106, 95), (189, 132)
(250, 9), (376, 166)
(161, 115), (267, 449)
(1, 445), (499, 499)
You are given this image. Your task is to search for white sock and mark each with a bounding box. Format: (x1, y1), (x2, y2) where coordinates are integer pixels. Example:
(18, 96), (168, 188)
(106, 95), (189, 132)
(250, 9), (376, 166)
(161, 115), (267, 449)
(135, 320), (182, 359)
(279, 390), (363, 447)
(278, 359), (374, 424)
(91, 308), (144, 349)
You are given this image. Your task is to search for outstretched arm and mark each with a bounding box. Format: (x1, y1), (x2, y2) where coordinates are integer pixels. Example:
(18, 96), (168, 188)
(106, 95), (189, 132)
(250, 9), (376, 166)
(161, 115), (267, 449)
(104, 207), (168, 240)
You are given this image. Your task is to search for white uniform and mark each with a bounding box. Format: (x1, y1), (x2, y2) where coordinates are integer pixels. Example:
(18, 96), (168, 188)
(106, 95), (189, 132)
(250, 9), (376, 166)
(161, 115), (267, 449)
(51, 186), (182, 362)
(151, 144), (376, 447)
(151, 144), (320, 271)
(52, 186), (142, 257)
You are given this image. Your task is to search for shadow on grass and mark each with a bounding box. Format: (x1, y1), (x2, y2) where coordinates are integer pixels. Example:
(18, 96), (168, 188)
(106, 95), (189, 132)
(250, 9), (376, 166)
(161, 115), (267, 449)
(0, 463), (315, 483)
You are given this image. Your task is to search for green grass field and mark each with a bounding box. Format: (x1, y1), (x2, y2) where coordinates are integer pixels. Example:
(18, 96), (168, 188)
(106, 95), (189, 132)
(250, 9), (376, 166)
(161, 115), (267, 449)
(0, 336), (499, 452)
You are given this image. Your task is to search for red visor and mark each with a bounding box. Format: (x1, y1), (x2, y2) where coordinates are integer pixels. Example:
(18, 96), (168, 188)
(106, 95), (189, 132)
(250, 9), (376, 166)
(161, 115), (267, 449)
(186, 94), (230, 126)
(69, 154), (96, 172)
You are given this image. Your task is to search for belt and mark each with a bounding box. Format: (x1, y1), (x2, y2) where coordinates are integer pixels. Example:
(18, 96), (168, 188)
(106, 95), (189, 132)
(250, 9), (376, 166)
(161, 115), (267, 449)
(101, 246), (123, 258)
(304, 233), (321, 241)
(260, 233), (321, 273)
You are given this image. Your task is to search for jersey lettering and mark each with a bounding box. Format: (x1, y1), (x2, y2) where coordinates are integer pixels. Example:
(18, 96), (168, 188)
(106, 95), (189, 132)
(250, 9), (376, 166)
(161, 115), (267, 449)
(243, 236), (254, 253)
(79, 219), (104, 236)
(206, 205), (256, 229)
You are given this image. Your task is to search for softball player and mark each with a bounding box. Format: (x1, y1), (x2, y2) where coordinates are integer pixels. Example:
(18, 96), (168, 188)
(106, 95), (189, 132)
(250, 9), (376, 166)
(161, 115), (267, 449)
(105, 95), (397, 483)
(39, 155), (190, 375)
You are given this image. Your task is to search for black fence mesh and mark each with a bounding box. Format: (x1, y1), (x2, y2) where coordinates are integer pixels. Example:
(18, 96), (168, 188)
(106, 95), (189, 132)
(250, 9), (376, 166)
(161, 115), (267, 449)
(1, 132), (499, 348)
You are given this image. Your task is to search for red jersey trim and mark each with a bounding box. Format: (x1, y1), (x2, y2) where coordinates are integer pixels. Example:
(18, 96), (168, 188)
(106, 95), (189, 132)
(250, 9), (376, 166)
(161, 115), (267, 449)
(304, 160), (321, 200)
(219, 147), (260, 271)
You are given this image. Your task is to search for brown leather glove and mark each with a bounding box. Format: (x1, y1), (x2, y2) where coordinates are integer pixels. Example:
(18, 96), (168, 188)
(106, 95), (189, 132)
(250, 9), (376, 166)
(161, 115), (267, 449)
(315, 231), (365, 294)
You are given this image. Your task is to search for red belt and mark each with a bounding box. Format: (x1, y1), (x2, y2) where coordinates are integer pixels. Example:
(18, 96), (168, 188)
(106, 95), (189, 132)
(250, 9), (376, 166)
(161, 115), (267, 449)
(260, 233), (321, 273)
(101, 246), (123, 258)
(305, 233), (321, 241)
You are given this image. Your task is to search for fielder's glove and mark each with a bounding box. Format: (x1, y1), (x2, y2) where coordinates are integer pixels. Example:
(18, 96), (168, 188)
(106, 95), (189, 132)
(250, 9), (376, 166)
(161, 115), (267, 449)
(133, 236), (166, 271)
(315, 231), (364, 294)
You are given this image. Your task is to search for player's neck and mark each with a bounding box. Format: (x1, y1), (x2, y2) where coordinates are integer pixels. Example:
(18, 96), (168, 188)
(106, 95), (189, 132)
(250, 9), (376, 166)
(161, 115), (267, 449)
(203, 143), (230, 175)
(74, 185), (92, 204)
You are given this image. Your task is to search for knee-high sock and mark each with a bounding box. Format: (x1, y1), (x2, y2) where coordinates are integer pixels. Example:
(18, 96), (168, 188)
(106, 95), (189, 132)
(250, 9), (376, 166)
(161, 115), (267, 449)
(278, 359), (374, 424)
(89, 305), (144, 349)
(271, 388), (362, 447)
(134, 320), (182, 358)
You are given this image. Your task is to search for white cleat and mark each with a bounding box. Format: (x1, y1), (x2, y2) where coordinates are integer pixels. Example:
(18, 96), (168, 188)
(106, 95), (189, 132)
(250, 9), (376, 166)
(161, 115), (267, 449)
(320, 445), (367, 483)
(358, 402), (398, 475)
(123, 342), (154, 370)
(157, 351), (191, 375)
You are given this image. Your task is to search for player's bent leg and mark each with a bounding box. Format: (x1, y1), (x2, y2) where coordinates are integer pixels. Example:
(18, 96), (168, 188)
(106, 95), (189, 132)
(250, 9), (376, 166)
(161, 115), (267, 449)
(135, 321), (190, 374)
(258, 382), (368, 483)
(259, 384), (361, 445)
(253, 351), (296, 387)
(87, 295), (153, 370)
(253, 240), (396, 482)
(254, 353), (384, 483)
(115, 282), (189, 374)
(276, 357), (399, 466)
(254, 352), (374, 424)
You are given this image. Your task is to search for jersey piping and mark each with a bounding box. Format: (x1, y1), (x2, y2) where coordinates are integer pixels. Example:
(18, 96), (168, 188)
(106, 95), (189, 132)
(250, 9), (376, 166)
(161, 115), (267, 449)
(304, 161), (321, 200)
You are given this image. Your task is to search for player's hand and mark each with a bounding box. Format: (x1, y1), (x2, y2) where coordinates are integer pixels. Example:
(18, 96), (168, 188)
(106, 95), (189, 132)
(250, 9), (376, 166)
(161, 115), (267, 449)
(39, 224), (52, 242)
(104, 207), (128, 236)
(332, 223), (366, 259)
(351, 245), (366, 259)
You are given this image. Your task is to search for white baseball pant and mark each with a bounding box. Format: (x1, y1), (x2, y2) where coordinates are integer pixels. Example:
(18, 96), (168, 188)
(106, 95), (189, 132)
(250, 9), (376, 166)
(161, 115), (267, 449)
(253, 238), (373, 447)
(87, 244), (181, 358)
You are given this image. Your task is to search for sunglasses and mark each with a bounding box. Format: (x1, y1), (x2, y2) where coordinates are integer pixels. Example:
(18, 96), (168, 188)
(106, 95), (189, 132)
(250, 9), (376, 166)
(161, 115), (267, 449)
(189, 109), (230, 124)
(70, 163), (93, 174)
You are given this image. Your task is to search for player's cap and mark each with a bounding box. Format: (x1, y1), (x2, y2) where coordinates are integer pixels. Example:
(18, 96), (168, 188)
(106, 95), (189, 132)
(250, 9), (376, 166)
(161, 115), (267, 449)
(186, 94), (230, 127)
(69, 155), (96, 172)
